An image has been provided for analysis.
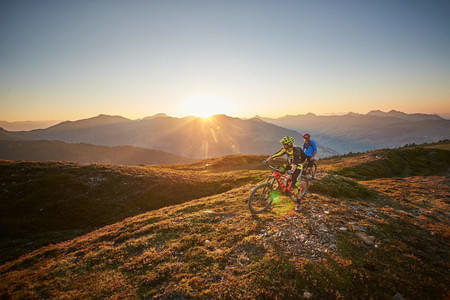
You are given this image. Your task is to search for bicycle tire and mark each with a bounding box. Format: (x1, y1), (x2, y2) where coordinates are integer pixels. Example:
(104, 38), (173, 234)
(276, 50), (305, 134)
(248, 182), (274, 214)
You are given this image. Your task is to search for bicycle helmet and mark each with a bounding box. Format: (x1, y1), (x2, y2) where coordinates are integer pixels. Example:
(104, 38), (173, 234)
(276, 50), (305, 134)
(303, 133), (311, 140)
(280, 136), (294, 146)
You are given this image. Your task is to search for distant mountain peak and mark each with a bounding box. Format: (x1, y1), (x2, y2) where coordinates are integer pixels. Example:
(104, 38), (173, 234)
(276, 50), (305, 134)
(210, 114), (233, 119)
(46, 114), (131, 131)
(346, 112), (362, 117)
(143, 113), (169, 120)
(367, 110), (442, 121)
(93, 114), (130, 120)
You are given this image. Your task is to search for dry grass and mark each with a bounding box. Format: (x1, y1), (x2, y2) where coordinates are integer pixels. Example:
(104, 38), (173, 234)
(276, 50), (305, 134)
(0, 143), (449, 299)
(0, 156), (267, 263)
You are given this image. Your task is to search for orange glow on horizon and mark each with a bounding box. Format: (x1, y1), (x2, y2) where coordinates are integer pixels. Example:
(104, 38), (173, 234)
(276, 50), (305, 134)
(181, 95), (232, 118)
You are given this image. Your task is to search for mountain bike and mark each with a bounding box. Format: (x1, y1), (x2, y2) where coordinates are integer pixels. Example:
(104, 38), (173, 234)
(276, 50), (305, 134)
(248, 160), (316, 214)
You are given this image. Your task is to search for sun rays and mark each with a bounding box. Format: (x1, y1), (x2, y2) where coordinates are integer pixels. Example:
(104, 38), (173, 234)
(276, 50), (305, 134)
(182, 95), (231, 118)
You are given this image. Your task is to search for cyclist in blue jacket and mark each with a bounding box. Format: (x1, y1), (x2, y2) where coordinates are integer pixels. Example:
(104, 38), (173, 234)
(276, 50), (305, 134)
(302, 133), (317, 163)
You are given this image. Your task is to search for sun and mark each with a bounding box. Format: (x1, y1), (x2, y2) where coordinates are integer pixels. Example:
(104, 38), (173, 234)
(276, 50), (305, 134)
(182, 95), (230, 118)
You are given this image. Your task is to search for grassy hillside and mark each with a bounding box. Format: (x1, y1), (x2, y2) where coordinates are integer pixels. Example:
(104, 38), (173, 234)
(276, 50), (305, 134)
(335, 147), (450, 180)
(0, 143), (449, 299)
(0, 140), (194, 165)
(0, 155), (266, 263)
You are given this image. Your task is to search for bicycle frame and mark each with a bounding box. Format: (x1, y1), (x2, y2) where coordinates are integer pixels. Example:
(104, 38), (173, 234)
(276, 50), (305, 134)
(265, 164), (304, 195)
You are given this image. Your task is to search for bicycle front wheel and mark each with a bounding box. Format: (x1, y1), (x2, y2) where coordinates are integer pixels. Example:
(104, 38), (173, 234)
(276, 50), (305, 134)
(248, 182), (274, 214)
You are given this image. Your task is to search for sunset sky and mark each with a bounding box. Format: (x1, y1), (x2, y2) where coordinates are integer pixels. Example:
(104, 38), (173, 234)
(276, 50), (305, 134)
(1, 0), (450, 121)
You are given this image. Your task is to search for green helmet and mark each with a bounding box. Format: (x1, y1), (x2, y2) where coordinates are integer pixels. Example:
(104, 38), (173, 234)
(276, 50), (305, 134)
(280, 136), (294, 146)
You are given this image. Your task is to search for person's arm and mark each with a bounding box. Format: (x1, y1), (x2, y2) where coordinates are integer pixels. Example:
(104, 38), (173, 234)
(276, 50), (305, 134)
(266, 148), (286, 162)
(310, 141), (318, 160)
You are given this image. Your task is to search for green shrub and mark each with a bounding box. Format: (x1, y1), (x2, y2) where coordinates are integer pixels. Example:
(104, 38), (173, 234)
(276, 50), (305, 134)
(309, 175), (377, 199)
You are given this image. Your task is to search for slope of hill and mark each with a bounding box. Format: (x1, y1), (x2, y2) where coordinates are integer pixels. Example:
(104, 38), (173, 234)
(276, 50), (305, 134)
(4, 114), (338, 158)
(0, 120), (60, 131)
(260, 110), (450, 154)
(0, 140), (194, 165)
(0, 143), (449, 299)
(0, 128), (19, 141)
(0, 155), (266, 263)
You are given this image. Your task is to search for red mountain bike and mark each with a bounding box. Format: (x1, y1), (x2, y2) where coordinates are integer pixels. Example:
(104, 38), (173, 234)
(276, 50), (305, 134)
(248, 160), (316, 214)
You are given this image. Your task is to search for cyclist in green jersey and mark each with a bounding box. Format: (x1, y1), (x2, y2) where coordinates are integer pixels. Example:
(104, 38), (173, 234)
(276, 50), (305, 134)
(264, 136), (308, 212)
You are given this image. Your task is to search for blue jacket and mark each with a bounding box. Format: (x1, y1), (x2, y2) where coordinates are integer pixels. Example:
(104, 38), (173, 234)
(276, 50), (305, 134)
(303, 140), (317, 157)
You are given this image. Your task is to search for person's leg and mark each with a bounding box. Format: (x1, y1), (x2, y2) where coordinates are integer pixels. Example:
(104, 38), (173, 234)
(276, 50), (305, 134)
(291, 168), (302, 206)
(292, 166), (304, 212)
(304, 158), (315, 179)
(292, 168), (300, 186)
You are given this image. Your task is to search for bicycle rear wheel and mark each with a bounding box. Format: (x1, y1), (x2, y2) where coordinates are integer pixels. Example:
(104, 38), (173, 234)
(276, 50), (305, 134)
(248, 182), (274, 214)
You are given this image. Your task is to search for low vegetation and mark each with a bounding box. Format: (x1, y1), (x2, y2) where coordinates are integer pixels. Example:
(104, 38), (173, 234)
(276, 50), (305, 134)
(335, 147), (450, 180)
(0, 156), (266, 263)
(0, 142), (449, 299)
(309, 174), (378, 199)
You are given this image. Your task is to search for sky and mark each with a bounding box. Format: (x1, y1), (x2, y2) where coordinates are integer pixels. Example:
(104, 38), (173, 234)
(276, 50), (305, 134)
(1, 0), (450, 121)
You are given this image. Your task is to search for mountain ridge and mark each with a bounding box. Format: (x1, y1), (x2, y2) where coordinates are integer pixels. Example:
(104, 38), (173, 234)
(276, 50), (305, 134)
(257, 110), (450, 153)
(2, 114), (338, 159)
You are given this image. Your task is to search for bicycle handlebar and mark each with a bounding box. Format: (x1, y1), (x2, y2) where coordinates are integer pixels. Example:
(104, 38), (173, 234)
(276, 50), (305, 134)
(262, 160), (316, 173)
(262, 160), (285, 173)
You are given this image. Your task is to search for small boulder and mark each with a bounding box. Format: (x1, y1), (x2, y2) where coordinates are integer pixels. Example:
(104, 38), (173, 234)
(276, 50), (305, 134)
(318, 223), (328, 232)
(303, 291), (313, 299)
(356, 232), (375, 245)
(392, 292), (405, 300)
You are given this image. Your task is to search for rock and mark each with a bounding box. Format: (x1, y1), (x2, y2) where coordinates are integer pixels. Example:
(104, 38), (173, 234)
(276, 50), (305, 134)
(239, 256), (250, 265)
(318, 223), (328, 232)
(392, 292), (405, 300)
(303, 291), (313, 299)
(339, 227), (348, 231)
(69, 257), (81, 263)
(356, 232), (375, 245)
(349, 224), (368, 232)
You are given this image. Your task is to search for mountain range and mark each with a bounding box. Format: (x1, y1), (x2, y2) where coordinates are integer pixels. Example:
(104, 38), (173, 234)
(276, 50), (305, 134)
(258, 110), (450, 153)
(1, 110), (448, 161)
(0, 114), (338, 159)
